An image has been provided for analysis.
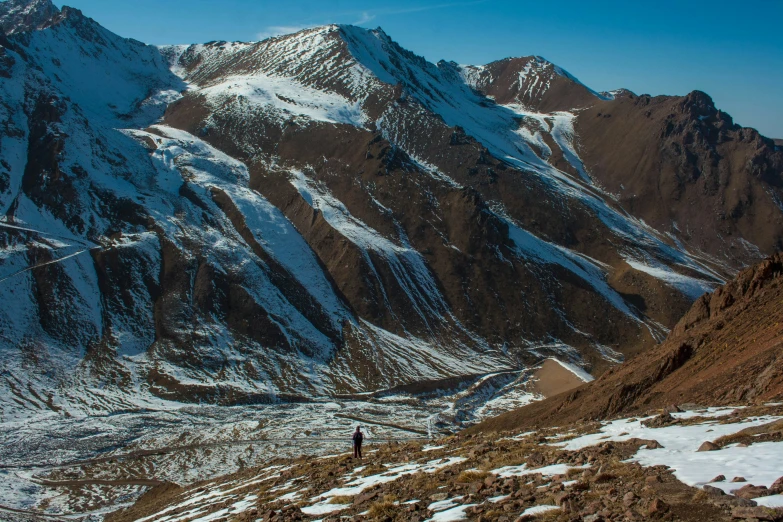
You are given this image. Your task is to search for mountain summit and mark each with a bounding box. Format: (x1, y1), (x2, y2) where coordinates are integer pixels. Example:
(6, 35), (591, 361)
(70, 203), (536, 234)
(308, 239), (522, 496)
(0, 3), (781, 421)
(0, 0), (58, 34)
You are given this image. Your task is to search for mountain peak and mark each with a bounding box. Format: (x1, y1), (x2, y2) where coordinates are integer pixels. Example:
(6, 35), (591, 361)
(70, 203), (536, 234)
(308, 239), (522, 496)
(0, 0), (59, 35)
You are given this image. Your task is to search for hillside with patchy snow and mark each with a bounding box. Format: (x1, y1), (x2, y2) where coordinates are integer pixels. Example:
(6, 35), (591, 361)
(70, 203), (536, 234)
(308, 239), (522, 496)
(106, 404), (783, 522)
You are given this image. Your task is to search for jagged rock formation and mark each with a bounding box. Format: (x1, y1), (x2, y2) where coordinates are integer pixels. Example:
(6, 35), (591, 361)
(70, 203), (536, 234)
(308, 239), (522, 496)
(0, 0), (56, 34)
(0, 0), (781, 418)
(469, 253), (783, 432)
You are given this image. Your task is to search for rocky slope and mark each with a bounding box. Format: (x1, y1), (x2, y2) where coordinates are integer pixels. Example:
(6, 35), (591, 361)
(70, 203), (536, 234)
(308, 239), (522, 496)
(0, 0), (781, 421)
(105, 403), (783, 522)
(468, 253), (783, 433)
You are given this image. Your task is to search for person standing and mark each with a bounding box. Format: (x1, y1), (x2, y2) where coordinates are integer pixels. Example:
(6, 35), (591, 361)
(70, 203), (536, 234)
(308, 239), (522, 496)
(352, 426), (364, 459)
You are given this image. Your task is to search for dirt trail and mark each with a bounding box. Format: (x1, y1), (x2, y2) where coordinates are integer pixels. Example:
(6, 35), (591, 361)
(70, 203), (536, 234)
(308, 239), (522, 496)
(335, 414), (430, 435)
(32, 478), (165, 487)
(1, 435), (427, 471)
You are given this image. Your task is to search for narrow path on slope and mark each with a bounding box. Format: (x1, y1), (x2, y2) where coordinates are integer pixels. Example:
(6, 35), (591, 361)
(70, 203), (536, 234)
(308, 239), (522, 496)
(1, 435), (429, 471)
(0, 502), (96, 520)
(0, 220), (97, 248)
(0, 246), (103, 284)
(31, 477), (165, 487)
(334, 413), (430, 435)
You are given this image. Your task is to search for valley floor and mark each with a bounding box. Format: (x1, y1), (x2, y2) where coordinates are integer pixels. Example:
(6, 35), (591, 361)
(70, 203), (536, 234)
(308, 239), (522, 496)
(0, 362), (577, 521)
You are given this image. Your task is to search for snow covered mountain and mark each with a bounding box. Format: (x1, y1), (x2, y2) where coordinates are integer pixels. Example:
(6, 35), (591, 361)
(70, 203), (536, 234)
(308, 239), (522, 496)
(0, 0), (781, 421)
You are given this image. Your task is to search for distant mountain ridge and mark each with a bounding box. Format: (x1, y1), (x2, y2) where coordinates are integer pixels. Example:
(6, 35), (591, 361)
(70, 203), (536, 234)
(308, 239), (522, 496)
(0, 0), (781, 420)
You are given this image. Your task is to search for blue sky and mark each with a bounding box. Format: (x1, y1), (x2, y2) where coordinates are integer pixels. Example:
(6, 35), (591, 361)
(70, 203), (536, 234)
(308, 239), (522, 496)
(56, 0), (783, 138)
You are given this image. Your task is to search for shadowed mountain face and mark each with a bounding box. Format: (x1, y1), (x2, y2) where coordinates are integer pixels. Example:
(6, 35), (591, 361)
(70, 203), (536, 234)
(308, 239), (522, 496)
(0, 0), (781, 418)
(468, 252), (783, 433)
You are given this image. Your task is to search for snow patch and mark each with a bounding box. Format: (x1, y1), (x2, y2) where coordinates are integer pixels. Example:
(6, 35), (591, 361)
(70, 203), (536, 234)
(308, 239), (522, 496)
(558, 412), (783, 494)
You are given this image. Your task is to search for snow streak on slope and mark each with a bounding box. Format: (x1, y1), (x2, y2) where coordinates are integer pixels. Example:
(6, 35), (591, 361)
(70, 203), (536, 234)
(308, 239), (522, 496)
(626, 258), (715, 300)
(356, 320), (506, 380)
(548, 111), (592, 183)
(199, 73), (367, 126)
(288, 168), (450, 329)
(498, 209), (642, 324)
(133, 126), (352, 333)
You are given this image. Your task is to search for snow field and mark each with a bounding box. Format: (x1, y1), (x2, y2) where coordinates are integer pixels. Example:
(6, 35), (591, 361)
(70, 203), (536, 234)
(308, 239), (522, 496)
(555, 408), (783, 502)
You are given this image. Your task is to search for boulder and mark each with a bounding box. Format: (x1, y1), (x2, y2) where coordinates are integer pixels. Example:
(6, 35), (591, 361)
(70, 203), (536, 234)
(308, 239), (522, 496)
(468, 482), (484, 494)
(554, 492), (572, 506)
(354, 491), (379, 505)
(703, 485), (726, 496)
(731, 485), (771, 500)
(697, 441), (720, 452)
(642, 412), (676, 428)
(648, 498), (668, 515)
(526, 452), (546, 467)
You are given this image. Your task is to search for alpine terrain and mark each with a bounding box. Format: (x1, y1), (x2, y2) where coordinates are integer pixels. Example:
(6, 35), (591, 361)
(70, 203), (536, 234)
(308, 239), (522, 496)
(0, 0), (781, 519)
(107, 253), (783, 521)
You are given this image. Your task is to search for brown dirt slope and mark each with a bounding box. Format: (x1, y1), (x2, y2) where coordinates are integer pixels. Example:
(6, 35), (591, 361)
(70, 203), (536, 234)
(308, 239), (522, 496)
(468, 252), (783, 433)
(531, 359), (586, 398)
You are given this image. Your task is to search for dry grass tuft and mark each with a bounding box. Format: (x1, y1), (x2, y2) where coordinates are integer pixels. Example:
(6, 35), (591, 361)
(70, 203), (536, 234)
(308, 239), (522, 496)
(328, 495), (354, 505)
(367, 497), (398, 519)
(456, 470), (490, 483)
(477, 442), (541, 470)
(592, 472), (617, 483)
(713, 418), (783, 447)
(361, 464), (387, 477)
